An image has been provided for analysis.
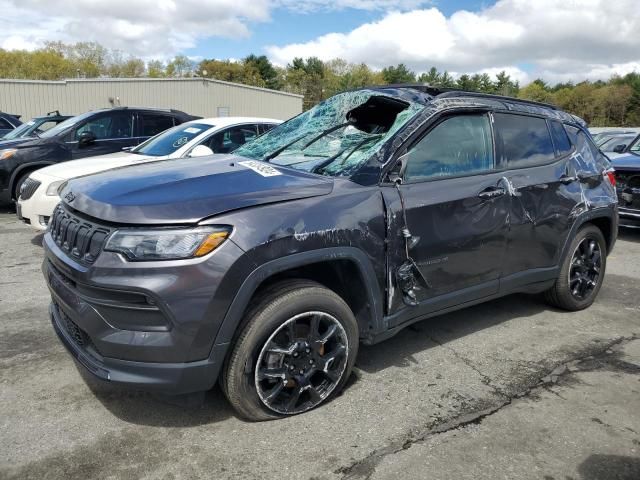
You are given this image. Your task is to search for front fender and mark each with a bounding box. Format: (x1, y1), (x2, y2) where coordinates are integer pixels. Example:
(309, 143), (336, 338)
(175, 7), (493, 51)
(211, 247), (384, 351)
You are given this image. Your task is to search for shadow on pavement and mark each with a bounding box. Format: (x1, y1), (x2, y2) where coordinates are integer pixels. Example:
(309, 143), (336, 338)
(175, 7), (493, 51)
(618, 227), (640, 243)
(578, 454), (640, 480)
(355, 293), (546, 374)
(77, 365), (235, 427)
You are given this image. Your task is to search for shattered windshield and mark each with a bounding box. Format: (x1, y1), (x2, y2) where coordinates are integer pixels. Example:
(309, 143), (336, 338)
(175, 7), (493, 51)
(234, 90), (424, 176)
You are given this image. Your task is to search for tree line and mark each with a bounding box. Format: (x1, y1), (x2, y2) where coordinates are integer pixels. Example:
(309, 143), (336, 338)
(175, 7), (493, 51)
(0, 41), (638, 126)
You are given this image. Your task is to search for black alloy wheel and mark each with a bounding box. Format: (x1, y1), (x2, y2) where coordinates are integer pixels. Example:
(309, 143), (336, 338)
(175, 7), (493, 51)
(568, 237), (602, 300)
(544, 224), (607, 311)
(255, 311), (348, 415)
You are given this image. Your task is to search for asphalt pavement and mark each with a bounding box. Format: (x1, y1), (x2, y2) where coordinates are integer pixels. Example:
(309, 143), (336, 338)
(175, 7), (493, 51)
(1, 209), (638, 480)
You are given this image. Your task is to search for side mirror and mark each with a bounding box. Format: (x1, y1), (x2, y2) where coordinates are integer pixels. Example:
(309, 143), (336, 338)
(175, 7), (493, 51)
(78, 130), (96, 147)
(387, 152), (409, 184)
(613, 144), (627, 153)
(189, 145), (214, 157)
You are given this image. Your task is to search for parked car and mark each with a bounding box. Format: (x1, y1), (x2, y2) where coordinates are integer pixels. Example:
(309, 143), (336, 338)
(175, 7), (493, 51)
(592, 130), (637, 146)
(612, 154), (640, 228)
(17, 117), (281, 229)
(0, 111), (71, 144)
(607, 132), (640, 158)
(599, 133), (639, 158)
(43, 86), (618, 420)
(0, 112), (22, 137)
(0, 107), (196, 204)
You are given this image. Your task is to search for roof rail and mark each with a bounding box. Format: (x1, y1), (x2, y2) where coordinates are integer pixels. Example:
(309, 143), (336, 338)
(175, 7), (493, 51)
(371, 83), (559, 110)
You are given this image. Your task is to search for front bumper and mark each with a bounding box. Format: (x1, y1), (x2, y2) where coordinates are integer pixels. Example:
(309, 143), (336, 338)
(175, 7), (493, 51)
(17, 185), (60, 230)
(43, 230), (248, 393)
(50, 302), (224, 393)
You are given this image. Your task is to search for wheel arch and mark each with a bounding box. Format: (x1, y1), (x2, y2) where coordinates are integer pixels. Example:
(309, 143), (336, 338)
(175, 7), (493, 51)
(9, 162), (54, 199)
(212, 247), (384, 352)
(561, 208), (618, 263)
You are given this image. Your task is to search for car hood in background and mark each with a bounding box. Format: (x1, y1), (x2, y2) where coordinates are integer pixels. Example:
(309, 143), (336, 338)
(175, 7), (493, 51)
(612, 154), (640, 171)
(60, 155), (334, 224)
(34, 151), (159, 180)
(0, 137), (32, 149)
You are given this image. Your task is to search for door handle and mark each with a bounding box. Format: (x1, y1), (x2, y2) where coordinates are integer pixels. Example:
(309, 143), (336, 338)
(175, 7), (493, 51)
(559, 174), (578, 185)
(478, 187), (506, 199)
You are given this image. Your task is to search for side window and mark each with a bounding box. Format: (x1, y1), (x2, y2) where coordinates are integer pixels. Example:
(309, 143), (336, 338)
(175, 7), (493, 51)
(259, 123), (278, 135)
(36, 120), (58, 134)
(404, 114), (494, 181)
(140, 114), (175, 137)
(75, 113), (133, 140)
(0, 118), (13, 129)
(206, 125), (258, 154)
(494, 113), (555, 168)
(549, 120), (572, 156)
(565, 125), (605, 172)
(629, 136), (640, 153)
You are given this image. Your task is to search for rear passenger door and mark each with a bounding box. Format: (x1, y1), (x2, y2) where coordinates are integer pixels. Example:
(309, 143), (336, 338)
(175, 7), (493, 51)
(137, 113), (176, 143)
(494, 113), (581, 279)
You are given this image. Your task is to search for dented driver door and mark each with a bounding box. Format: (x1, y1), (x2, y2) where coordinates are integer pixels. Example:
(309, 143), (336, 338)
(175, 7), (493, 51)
(383, 112), (510, 324)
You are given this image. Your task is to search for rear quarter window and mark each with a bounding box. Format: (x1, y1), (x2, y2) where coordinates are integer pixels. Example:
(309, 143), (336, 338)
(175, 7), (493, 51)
(549, 120), (573, 156)
(494, 113), (555, 168)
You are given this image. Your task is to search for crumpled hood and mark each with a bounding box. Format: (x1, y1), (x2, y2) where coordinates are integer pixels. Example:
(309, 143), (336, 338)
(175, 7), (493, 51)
(60, 154), (334, 224)
(35, 151), (157, 180)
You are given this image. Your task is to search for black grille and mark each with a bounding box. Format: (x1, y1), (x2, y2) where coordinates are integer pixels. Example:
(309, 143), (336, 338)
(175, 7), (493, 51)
(56, 303), (90, 347)
(49, 205), (111, 264)
(53, 302), (100, 355)
(19, 178), (41, 200)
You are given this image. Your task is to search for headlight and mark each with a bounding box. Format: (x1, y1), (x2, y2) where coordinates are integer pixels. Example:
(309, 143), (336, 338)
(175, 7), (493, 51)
(0, 149), (17, 160)
(46, 180), (66, 196)
(104, 226), (231, 261)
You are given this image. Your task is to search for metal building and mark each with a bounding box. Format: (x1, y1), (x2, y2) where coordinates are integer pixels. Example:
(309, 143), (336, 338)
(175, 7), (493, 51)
(0, 78), (303, 121)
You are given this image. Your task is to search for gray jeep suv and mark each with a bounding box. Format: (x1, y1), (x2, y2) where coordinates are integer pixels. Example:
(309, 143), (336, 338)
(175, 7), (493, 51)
(42, 86), (618, 420)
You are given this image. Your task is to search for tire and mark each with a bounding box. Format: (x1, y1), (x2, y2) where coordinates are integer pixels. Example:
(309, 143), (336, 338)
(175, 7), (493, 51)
(13, 172), (31, 201)
(221, 280), (359, 421)
(544, 224), (607, 311)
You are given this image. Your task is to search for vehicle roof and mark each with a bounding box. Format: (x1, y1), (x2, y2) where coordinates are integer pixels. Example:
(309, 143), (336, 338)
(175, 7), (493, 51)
(184, 117), (283, 127)
(365, 84), (580, 124)
(72, 107), (194, 116)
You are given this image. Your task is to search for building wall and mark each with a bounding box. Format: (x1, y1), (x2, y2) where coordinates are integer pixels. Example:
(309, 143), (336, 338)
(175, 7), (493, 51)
(0, 78), (303, 121)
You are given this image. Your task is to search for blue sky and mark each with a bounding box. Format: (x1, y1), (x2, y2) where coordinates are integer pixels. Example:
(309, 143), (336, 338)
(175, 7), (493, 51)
(187, 0), (488, 61)
(0, 0), (638, 85)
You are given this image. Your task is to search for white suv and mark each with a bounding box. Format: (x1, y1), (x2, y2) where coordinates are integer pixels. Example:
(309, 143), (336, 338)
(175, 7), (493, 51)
(17, 117), (281, 230)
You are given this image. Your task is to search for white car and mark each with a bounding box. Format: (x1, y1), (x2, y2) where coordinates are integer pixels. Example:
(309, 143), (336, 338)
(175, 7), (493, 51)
(17, 116), (281, 230)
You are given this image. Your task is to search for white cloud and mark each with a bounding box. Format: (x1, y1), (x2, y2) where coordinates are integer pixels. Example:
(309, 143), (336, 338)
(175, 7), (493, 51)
(0, 0), (271, 58)
(267, 0), (640, 84)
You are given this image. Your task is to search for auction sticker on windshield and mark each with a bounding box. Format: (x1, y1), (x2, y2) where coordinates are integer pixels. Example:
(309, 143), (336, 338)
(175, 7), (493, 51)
(238, 160), (282, 177)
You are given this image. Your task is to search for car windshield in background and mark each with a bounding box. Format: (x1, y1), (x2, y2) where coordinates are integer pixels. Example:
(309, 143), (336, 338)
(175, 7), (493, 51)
(2, 121), (37, 139)
(2, 118), (55, 139)
(40, 112), (94, 138)
(599, 135), (636, 152)
(234, 90), (424, 177)
(133, 123), (213, 156)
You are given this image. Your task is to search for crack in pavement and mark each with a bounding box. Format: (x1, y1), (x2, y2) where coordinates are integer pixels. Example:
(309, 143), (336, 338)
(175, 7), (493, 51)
(426, 334), (509, 399)
(334, 334), (639, 480)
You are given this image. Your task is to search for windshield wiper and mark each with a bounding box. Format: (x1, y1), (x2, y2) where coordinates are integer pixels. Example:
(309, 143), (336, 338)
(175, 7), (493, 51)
(311, 136), (381, 175)
(263, 121), (353, 162)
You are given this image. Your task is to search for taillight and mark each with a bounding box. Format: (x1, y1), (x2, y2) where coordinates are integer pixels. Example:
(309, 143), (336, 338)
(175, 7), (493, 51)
(605, 170), (616, 187)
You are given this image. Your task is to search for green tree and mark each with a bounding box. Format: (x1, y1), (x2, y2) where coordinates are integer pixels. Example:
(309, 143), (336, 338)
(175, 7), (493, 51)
(166, 55), (194, 77)
(381, 63), (416, 84)
(146, 60), (165, 78)
(244, 54), (280, 89)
